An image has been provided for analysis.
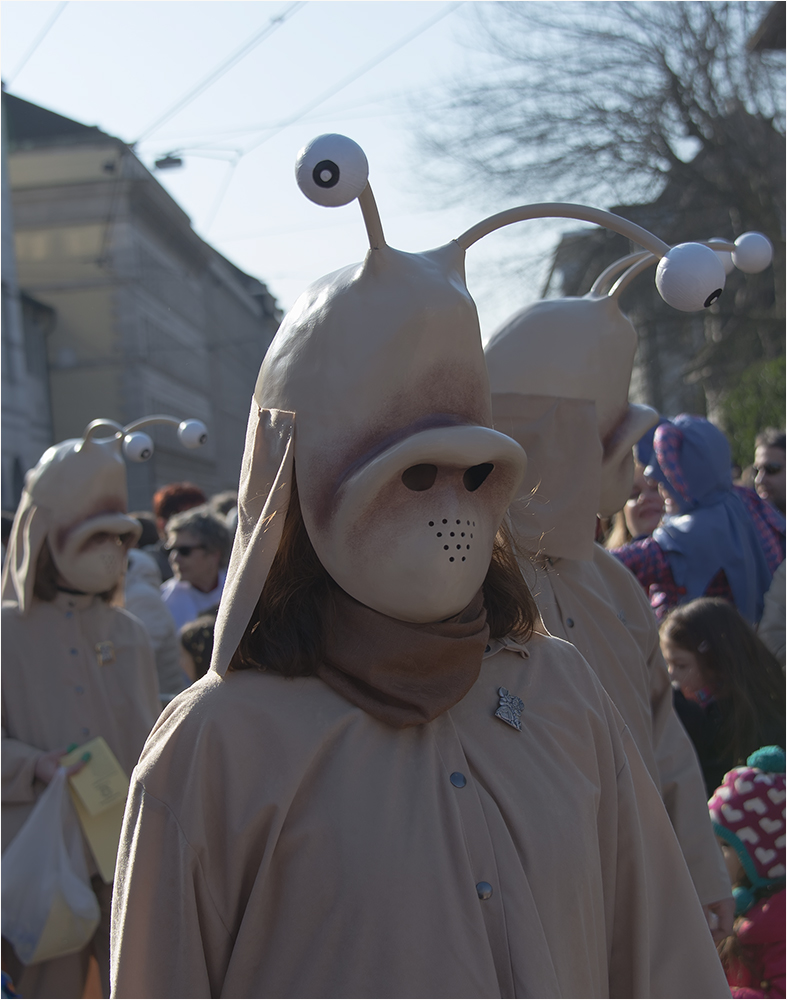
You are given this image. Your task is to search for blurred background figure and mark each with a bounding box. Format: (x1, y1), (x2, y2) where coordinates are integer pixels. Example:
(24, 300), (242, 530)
(161, 506), (229, 631)
(754, 428), (786, 515)
(612, 416), (785, 622)
(709, 747), (786, 999)
(150, 483), (208, 582)
(660, 598), (785, 796)
(2, 433), (160, 999)
(758, 561), (786, 667)
(179, 610), (218, 683)
(125, 513), (189, 702)
(604, 462), (664, 548)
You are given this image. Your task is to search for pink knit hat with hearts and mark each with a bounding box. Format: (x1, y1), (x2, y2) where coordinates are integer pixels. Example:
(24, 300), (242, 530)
(708, 747), (785, 891)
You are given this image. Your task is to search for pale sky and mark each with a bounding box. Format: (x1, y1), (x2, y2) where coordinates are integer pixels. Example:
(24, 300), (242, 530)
(1, 0), (573, 336)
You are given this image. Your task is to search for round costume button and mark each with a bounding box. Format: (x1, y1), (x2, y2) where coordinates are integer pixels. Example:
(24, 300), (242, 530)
(81, 727), (90, 736)
(566, 618), (575, 628)
(70, 648), (79, 655)
(75, 685), (84, 695)
(450, 772), (467, 788)
(476, 881), (493, 900)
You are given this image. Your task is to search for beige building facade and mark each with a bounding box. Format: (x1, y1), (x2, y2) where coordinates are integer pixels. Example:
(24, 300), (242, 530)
(4, 93), (280, 510)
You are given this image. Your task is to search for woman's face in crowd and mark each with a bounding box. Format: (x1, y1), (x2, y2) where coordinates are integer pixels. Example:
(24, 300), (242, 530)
(167, 529), (221, 593)
(624, 468), (664, 538)
(660, 638), (707, 701)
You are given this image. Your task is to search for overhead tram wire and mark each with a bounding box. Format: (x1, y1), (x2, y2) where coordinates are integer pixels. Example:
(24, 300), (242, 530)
(202, 0), (464, 232)
(133, 1), (307, 145)
(5, 2), (68, 87)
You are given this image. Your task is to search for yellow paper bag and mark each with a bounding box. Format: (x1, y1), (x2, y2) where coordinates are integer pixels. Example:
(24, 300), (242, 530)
(61, 738), (129, 883)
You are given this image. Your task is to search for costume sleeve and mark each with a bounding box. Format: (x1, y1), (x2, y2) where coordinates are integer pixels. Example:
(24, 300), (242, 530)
(644, 610), (732, 906)
(609, 537), (672, 590)
(111, 780), (232, 999)
(608, 724), (731, 999)
(1, 728), (41, 804)
(126, 593), (189, 696)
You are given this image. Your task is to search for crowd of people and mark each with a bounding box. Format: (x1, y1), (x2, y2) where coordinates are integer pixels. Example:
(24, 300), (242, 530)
(1, 133), (785, 1000)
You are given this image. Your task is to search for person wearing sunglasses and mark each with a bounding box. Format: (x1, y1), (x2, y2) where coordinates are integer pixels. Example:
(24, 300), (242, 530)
(754, 428), (786, 516)
(160, 507), (230, 631)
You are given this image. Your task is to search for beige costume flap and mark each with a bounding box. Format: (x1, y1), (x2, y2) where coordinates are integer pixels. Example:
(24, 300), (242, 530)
(211, 405), (295, 676)
(1, 495), (50, 615)
(492, 392), (602, 562)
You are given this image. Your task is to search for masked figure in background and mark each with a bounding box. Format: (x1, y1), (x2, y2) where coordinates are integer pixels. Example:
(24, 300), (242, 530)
(111, 136), (730, 999)
(2, 415), (206, 999)
(610, 414), (785, 623)
(484, 243), (773, 938)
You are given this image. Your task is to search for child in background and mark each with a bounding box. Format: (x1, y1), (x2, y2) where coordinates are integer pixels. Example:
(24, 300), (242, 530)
(709, 747), (785, 998)
(660, 598), (785, 795)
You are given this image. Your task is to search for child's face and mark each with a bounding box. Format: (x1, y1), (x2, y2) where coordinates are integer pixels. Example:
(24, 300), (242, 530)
(718, 838), (745, 887)
(660, 638), (707, 701)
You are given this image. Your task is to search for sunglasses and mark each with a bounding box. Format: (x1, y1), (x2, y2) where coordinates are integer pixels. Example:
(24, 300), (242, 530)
(754, 463), (784, 476)
(165, 544), (207, 557)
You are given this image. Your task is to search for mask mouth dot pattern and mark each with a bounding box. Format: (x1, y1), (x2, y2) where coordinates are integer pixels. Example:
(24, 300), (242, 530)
(428, 520), (475, 563)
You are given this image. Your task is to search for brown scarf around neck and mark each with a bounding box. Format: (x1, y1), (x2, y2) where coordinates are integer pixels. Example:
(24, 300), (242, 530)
(317, 587), (489, 728)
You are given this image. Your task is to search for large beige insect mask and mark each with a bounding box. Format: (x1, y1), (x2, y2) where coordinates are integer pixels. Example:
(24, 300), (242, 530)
(2, 416), (207, 609)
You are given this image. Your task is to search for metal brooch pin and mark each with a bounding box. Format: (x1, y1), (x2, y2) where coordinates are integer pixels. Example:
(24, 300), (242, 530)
(95, 641), (116, 667)
(495, 687), (523, 731)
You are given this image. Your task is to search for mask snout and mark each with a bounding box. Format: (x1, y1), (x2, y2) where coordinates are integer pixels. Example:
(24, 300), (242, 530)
(305, 425), (526, 622)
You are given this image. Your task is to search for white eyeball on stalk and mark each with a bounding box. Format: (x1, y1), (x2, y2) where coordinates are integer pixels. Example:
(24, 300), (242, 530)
(295, 134), (369, 207)
(123, 432), (154, 462)
(655, 243), (727, 312)
(178, 419), (208, 449)
(732, 232), (773, 274)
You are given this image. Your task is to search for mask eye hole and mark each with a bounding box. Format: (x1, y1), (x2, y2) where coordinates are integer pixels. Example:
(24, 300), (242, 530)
(401, 464), (438, 491)
(463, 463), (494, 492)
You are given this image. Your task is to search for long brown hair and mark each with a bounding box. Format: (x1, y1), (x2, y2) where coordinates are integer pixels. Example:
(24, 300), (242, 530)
(230, 478), (538, 677)
(660, 597), (785, 764)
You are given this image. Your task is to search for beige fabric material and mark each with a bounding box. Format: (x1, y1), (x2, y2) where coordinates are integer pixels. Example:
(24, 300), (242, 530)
(494, 393), (603, 561)
(1, 591), (160, 853)
(124, 549), (187, 697)
(316, 587), (489, 726)
(758, 558), (785, 665)
(211, 405), (295, 675)
(111, 634), (729, 999)
(522, 546), (732, 906)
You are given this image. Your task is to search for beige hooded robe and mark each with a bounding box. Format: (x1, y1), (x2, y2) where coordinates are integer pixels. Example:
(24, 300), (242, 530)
(1, 436), (161, 999)
(111, 633), (729, 999)
(111, 138), (729, 998)
(487, 303), (732, 911)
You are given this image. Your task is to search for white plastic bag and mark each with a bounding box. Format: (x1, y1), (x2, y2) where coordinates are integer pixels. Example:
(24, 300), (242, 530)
(1, 766), (100, 965)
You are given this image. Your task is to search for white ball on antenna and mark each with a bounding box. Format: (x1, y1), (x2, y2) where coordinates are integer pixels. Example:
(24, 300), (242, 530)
(655, 243), (726, 312)
(295, 134), (369, 207)
(123, 432), (154, 462)
(178, 419), (208, 449)
(707, 238), (735, 275)
(732, 232), (773, 274)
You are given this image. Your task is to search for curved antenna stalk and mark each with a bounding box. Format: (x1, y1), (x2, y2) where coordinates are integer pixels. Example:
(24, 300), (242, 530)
(82, 419), (125, 443)
(124, 415), (183, 434)
(358, 183), (386, 250)
(591, 252), (649, 296)
(456, 204), (670, 257)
